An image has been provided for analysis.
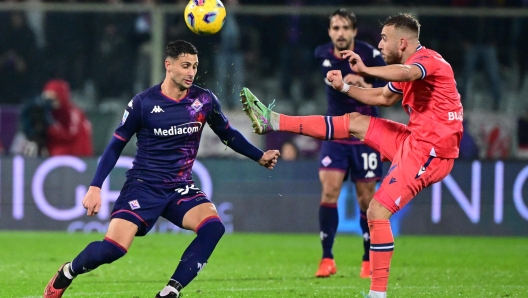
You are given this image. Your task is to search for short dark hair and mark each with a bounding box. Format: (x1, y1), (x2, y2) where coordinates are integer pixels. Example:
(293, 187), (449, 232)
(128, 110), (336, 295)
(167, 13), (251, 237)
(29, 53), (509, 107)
(382, 13), (421, 38)
(329, 8), (357, 29)
(165, 40), (198, 59)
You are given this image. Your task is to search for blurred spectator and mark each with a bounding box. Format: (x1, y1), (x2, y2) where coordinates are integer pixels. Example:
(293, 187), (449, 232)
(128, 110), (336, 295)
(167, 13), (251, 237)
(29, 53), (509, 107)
(92, 0), (135, 101)
(278, 0), (316, 105)
(215, 0), (245, 110)
(132, 0), (154, 94)
(16, 94), (54, 157)
(506, 0), (528, 91)
(43, 79), (94, 157)
(0, 11), (37, 105)
(459, 120), (480, 159)
(44, 2), (93, 91)
(453, 0), (504, 111)
(281, 140), (299, 161)
(517, 112), (528, 158)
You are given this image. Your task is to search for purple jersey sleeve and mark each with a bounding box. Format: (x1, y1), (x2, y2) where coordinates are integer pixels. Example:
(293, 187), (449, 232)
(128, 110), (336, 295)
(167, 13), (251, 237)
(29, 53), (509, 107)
(90, 137), (127, 187)
(114, 96), (142, 142)
(207, 92), (263, 161)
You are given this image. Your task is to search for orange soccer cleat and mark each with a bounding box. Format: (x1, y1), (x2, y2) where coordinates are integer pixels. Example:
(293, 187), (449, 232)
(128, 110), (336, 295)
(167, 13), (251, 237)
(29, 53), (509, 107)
(360, 260), (371, 278)
(315, 258), (337, 278)
(43, 263), (73, 298)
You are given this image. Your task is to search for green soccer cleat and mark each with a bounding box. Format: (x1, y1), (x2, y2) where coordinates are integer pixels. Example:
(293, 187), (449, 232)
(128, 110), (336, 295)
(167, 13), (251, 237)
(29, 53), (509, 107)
(240, 87), (275, 134)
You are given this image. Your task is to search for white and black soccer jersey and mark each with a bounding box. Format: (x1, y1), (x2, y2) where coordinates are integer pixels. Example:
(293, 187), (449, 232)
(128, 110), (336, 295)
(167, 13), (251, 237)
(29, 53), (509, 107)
(91, 84), (262, 187)
(315, 41), (387, 118)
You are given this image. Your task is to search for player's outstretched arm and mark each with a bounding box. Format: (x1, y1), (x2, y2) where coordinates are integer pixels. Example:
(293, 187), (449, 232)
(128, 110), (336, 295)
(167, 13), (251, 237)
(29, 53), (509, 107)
(258, 150), (280, 170)
(340, 50), (422, 82)
(207, 91), (271, 162)
(327, 70), (401, 107)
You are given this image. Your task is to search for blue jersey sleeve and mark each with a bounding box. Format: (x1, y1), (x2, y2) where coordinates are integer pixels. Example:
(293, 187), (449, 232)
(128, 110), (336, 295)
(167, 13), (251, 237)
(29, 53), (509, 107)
(90, 137), (127, 187)
(207, 92), (263, 161)
(114, 96), (142, 142)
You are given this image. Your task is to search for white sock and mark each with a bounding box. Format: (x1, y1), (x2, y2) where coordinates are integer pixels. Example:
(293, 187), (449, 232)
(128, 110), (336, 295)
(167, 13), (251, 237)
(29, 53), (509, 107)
(269, 111), (280, 130)
(62, 263), (75, 280)
(160, 285), (179, 297)
(369, 290), (387, 298)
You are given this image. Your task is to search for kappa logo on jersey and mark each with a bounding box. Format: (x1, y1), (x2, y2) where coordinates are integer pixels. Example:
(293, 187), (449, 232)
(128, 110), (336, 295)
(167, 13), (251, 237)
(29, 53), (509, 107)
(154, 122), (203, 136)
(322, 59), (332, 67)
(128, 99), (133, 109)
(121, 110), (129, 124)
(365, 171), (376, 178)
(191, 99), (203, 112)
(321, 156), (332, 167)
(151, 105), (165, 113)
(197, 262), (206, 274)
(128, 200), (141, 210)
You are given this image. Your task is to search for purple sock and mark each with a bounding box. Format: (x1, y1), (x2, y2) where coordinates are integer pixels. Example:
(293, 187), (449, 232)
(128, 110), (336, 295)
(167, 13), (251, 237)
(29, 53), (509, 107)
(360, 210), (370, 261)
(71, 237), (127, 275)
(171, 218), (225, 287)
(319, 203), (338, 259)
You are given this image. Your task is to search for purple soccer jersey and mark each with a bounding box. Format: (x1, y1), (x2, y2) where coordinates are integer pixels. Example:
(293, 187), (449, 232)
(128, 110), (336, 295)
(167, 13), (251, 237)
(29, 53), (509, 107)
(113, 84), (257, 185)
(315, 40), (387, 118)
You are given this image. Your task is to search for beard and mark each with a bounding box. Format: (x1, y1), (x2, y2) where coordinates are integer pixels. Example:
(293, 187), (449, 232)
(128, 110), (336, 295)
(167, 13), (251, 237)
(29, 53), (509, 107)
(335, 39), (352, 51)
(383, 50), (400, 65)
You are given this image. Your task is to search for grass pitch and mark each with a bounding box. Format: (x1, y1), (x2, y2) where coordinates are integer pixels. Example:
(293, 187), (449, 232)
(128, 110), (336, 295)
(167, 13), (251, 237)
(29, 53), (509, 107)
(0, 232), (526, 298)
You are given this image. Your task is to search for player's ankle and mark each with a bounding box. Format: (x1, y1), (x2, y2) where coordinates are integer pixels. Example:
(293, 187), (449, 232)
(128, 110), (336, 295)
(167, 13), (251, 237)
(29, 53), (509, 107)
(369, 290), (386, 298)
(159, 279), (182, 297)
(270, 111), (280, 130)
(63, 263), (77, 280)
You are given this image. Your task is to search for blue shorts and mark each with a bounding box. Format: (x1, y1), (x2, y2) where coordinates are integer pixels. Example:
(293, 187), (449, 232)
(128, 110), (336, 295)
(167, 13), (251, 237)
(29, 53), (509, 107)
(319, 141), (382, 182)
(111, 179), (211, 236)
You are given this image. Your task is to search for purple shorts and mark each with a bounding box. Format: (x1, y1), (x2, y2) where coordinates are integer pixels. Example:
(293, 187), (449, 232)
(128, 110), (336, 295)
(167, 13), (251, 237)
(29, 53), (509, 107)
(111, 179), (211, 236)
(319, 141), (382, 182)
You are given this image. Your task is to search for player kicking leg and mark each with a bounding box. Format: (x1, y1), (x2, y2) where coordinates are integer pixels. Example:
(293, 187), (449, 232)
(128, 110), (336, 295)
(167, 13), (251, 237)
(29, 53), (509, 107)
(240, 88), (454, 297)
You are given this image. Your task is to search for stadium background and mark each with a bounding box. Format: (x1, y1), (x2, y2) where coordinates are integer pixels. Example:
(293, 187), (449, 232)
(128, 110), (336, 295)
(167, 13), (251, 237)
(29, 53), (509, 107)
(0, 3), (527, 237)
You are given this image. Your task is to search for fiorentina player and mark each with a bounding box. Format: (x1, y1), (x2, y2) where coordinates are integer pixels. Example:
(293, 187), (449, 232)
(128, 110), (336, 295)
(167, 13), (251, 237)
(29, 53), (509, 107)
(313, 8), (386, 279)
(43, 40), (280, 298)
(241, 13), (462, 298)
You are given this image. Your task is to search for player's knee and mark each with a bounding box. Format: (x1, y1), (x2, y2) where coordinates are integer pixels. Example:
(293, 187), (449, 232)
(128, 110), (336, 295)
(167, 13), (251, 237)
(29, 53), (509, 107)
(321, 185), (340, 203)
(199, 220), (225, 242)
(347, 112), (369, 140)
(366, 199), (392, 220)
(347, 112), (362, 121)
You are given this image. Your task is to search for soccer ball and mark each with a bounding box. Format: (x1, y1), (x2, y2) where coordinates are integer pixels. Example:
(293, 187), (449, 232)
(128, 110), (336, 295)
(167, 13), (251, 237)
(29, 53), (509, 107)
(184, 0), (226, 35)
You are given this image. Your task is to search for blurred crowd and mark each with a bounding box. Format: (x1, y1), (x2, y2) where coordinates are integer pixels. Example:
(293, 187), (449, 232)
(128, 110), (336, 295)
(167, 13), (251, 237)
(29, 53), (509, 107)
(0, 0), (527, 159)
